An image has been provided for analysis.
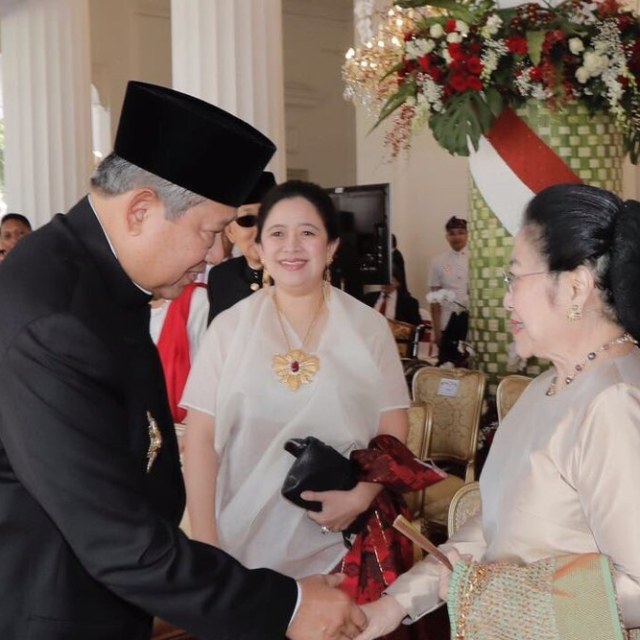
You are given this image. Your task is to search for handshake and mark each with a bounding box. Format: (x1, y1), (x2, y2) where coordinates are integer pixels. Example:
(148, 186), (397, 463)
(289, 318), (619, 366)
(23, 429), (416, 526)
(287, 574), (407, 640)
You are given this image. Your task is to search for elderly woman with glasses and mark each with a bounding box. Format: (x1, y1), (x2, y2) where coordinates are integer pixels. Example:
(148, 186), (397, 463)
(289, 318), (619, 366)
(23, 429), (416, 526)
(356, 183), (640, 639)
(206, 172), (277, 324)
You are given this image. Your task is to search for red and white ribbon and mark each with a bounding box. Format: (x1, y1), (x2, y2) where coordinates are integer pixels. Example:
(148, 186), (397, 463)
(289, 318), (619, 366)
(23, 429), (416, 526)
(469, 107), (582, 236)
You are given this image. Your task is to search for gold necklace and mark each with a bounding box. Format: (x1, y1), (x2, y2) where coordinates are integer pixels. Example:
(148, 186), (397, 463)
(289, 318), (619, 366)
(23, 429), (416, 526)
(272, 289), (325, 391)
(546, 332), (637, 396)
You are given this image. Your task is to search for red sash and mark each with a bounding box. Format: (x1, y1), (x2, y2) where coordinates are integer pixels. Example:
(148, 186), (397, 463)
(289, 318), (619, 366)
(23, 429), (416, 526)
(156, 283), (205, 423)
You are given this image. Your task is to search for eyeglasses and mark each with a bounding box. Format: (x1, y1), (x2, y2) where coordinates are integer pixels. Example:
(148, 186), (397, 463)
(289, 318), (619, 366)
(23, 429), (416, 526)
(235, 214), (258, 228)
(501, 270), (547, 292)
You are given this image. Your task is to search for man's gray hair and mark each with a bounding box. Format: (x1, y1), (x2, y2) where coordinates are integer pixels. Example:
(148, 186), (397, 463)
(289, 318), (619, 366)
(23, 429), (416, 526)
(91, 153), (207, 220)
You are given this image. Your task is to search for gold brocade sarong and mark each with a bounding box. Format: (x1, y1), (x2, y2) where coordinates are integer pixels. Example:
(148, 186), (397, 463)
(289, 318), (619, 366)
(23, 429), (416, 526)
(448, 554), (628, 640)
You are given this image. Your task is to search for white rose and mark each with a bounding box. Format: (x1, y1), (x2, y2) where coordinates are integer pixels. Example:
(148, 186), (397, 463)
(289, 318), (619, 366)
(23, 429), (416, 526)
(456, 20), (470, 35)
(429, 23), (444, 38)
(575, 66), (590, 83)
(568, 37), (584, 55)
(422, 39), (436, 55)
(583, 50), (608, 76)
(446, 32), (463, 44)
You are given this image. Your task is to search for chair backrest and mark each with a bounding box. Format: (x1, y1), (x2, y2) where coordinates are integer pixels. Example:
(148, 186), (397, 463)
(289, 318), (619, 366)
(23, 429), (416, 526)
(412, 366), (486, 483)
(388, 319), (423, 359)
(404, 401), (433, 517)
(496, 374), (532, 423)
(447, 481), (481, 537)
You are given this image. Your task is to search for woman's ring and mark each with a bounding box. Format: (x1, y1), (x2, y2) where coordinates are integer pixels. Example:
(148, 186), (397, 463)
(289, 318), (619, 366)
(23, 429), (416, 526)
(320, 526), (330, 535)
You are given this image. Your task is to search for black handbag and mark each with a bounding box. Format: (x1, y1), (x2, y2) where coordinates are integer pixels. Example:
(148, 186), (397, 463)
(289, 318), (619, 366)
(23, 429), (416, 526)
(281, 436), (358, 512)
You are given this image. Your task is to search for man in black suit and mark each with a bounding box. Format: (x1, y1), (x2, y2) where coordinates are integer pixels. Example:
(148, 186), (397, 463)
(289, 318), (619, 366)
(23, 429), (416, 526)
(207, 171), (276, 324)
(364, 267), (422, 327)
(0, 82), (365, 640)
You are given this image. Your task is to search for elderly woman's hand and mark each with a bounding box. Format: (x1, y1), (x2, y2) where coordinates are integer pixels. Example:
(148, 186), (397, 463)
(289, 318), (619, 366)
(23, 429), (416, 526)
(353, 596), (407, 640)
(302, 482), (383, 533)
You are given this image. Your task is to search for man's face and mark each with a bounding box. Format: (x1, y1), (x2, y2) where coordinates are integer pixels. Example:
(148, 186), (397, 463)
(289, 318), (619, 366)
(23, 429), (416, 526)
(446, 227), (468, 252)
(133, 198), (236, 300)
(0, 219), (31, 254)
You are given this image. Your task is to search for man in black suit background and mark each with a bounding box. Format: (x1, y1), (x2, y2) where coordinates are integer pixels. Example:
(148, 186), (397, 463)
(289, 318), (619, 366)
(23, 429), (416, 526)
(0, 81), (365, 640)
(364, 266), (422, 327)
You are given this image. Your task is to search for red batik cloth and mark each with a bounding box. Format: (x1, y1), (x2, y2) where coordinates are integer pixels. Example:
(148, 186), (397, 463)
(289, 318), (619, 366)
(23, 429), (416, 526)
(332, 434), (446, 604)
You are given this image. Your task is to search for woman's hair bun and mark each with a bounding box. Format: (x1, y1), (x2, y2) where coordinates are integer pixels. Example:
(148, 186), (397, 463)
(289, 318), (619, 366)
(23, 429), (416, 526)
(610, 199), (640, 341)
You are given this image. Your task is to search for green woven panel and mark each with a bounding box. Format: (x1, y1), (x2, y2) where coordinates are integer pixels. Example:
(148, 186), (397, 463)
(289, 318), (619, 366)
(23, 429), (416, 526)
(469, 101), (623, 393)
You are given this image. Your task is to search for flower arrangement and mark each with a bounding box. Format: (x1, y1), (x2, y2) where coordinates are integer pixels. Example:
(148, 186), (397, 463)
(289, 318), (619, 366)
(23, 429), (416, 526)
(358, 0), (640, 159)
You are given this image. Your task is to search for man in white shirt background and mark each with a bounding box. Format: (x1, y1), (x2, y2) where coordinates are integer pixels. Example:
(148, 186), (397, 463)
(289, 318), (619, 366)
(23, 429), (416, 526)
(429, 216), (469, 365)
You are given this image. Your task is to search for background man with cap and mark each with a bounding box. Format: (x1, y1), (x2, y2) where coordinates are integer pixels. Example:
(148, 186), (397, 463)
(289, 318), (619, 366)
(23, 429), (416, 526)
(429, 215), (469, 365)
(206, 171), (276, 324)
(0, 81), (365, 640)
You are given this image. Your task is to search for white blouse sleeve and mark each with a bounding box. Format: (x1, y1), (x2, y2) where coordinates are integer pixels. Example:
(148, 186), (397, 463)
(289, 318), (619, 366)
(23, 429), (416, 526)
(179, 321), (224, 417)
(571, 383), (640, 627)
(385, 511), (487, 620)
(186, 287), (209, 361)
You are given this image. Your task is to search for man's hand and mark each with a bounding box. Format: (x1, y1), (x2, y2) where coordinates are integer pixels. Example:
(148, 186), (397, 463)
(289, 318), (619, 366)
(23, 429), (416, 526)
(287, 574), (367, 640)
(354, 597), (407, 640)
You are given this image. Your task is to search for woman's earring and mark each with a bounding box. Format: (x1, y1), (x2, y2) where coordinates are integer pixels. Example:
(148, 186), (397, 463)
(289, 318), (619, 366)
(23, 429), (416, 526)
(261, 260), (271, 290)
(324, 257), (333, 283)
(567, 304), (582, 321)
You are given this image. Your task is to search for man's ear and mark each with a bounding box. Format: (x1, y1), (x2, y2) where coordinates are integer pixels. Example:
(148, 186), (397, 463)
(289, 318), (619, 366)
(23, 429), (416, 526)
(224, 222), (237, 244)
(125, 189), (161, 236)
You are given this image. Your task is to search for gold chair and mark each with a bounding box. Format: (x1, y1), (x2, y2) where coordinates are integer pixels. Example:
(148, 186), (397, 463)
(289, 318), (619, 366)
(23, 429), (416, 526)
(496, 374), (532, 423)
(388, 319), (424, 359)
(403, 401), (432, 519)
(404, 401), (433, 563)
(411, 366), (486, 538)
(447, 481), (481, 537)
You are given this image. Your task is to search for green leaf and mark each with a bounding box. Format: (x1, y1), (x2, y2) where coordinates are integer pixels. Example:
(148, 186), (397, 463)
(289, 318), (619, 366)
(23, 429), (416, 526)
(484, 87), (504, 117)
(395, 0), (475, 23)
(428, 92), (498, 156)
(527, 31), (546, 67)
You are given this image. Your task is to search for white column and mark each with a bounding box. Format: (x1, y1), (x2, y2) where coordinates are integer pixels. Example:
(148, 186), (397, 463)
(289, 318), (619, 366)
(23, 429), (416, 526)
(171, 0), (286, 180)
(0, 0), (92, 228)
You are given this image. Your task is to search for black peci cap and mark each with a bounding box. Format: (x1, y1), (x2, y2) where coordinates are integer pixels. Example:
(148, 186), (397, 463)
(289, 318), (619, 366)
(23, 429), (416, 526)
(445, 216), (467, 231)
(242, 171), (276, 206)
(114, 81), (276, 207)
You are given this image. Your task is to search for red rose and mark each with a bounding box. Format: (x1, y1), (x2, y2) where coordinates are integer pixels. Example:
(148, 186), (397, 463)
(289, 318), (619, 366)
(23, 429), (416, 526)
(467, 56), (483, 75)
(430, 66), (444, 82)
(448, 43), (463, 61)
(506, 36), (528, 56)
(467, 76), (483, 91)
(445, 18), (457, 33)
(450, 73), (469, 92)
